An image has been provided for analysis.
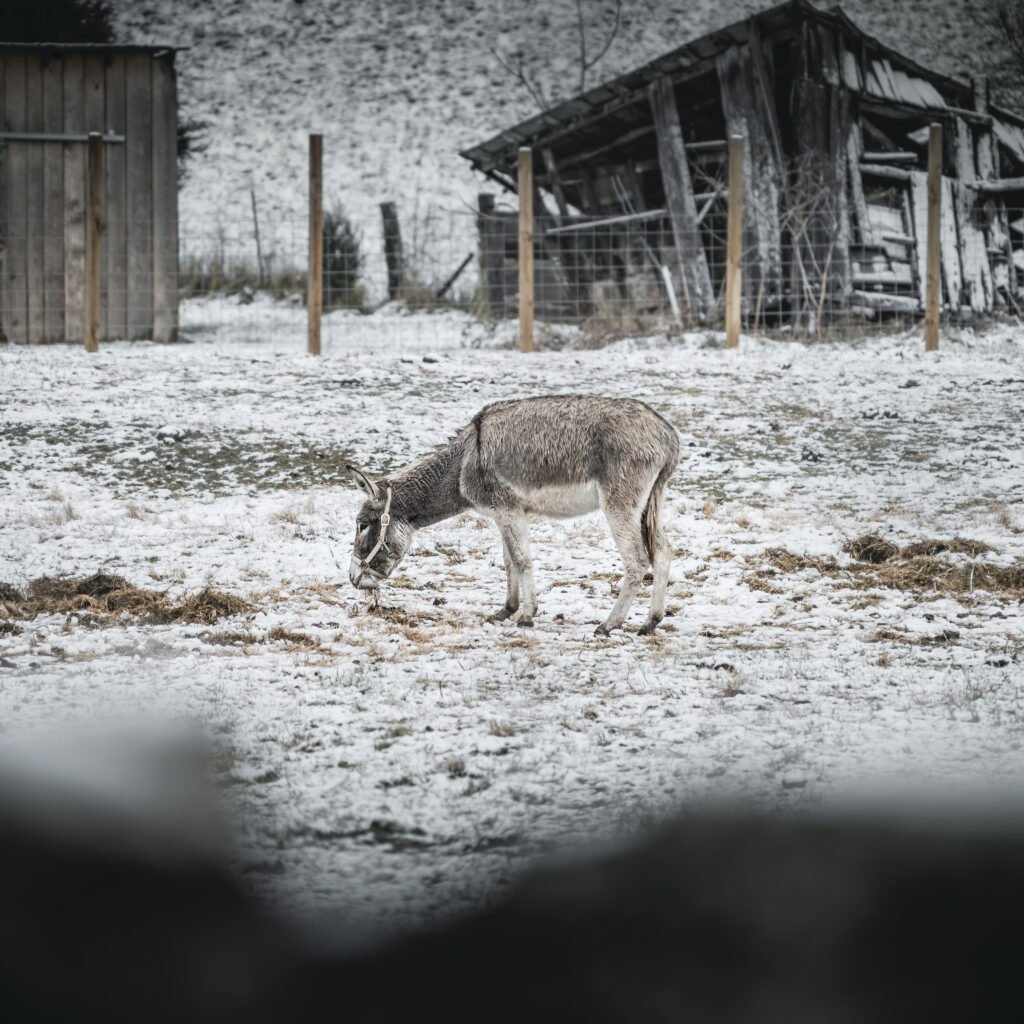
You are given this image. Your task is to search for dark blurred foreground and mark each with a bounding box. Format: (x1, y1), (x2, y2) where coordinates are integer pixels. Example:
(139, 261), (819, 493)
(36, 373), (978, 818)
(1, 735), (1022, 1024)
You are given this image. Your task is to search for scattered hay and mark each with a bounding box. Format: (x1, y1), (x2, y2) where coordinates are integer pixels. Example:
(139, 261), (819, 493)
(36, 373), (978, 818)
(899, 538), (994, 559)
(170, 587), (250, 625)
(0, 574), (252, 625)
(844, 535), (898, 564)
(749, 537), (1024, 600)
(845, 534), (994, 564)
(0, 582), (26, 605)
(267, 626), (326, 651)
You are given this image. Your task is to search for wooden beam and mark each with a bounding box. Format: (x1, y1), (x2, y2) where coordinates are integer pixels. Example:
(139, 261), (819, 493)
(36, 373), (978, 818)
(84, 133), (102, 353)
(925, 123), (941, 350)
(307, 133), (322, 356)
(648, 76), (714, 322)
(544, 208), (668, 235)
(725, 136), (743, 349)
(968, 177), (1024, 192)
(860, 162), (912, 182)
(517, 148), (534, 352)
(862, 150), (918, 163)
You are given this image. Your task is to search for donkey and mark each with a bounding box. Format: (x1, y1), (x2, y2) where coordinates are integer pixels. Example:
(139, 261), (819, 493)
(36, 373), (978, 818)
(347, 395), (679, 635)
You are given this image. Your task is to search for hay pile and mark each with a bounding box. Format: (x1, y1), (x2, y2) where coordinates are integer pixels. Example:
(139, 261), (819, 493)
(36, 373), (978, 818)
(749, 536), (1024, 599)
(0, 573), (251, 625)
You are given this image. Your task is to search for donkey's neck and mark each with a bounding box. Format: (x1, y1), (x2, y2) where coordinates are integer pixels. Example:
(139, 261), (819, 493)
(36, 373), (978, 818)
(390, 434), (471, 529)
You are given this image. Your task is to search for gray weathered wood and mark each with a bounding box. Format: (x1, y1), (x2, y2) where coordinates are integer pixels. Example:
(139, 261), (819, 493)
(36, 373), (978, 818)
(62, 53), (86, 342)
(952, 116), (992, 313)
(940, 176), (962, 317)
(84, 132), (101, 351)
(124, 53), (152, 339)
(308, 134), (322, 355)
(82, 55), (104, 342)
(648, 76), (714, 323)
(716, 42), (784, 320)
(25, 57), (44, 342)
(380, 201), (404, 301)
(847, 121), (875, 246)
(517, 148), (534, 351)
(4, 55), (29, 342)
(909, 170), (929, 310)
(860, 163), (912, 183)
(151, 53), (177, 342)
(925, 126), (942, 349)
(0, 60), (6, 340)
(104, 55), (126, 340)
(41, 53), (64, 342)
(725, 136), (743, 348)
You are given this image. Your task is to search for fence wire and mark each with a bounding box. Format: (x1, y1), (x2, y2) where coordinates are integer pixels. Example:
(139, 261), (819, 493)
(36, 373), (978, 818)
(1, 199), (1021, 350)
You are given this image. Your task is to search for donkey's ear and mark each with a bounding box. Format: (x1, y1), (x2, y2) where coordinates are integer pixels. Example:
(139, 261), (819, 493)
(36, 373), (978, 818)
(346, 464), (379, 500)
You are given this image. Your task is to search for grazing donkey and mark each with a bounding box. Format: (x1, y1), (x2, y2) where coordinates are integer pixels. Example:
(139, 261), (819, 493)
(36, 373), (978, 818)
(347, 395), (679, 635)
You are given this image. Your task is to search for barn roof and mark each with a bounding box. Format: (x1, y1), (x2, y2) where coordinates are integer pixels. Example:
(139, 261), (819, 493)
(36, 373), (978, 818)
(460, 0), (1024, 183)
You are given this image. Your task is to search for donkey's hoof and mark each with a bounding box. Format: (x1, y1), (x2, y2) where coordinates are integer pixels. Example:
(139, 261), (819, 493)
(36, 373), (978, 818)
(638, 619), (661, 636)
(594, 624), (612, 637)
(516, 615), (534, 628)
(487, 608), (514, 623)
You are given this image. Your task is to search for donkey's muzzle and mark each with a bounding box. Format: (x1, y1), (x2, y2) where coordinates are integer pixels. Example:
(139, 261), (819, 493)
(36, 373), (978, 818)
(349, 558), (380, 590)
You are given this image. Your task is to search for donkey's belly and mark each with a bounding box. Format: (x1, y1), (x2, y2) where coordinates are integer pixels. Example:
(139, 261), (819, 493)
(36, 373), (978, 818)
(512, 480), (600, 518)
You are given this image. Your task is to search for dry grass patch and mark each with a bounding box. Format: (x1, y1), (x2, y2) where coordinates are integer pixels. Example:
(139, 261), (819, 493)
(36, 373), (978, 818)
(746, 536), (1023, 600)
(267, 626), (327, 651)
(0, 572), (252, 625)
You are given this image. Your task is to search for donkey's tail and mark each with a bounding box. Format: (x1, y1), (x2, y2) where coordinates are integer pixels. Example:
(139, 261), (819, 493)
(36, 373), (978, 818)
(641, 455), (676, 566)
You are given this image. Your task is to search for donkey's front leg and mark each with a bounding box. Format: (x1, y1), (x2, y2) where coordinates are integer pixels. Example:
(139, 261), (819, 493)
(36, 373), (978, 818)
(496, 514), (536, 627)
(486, 534), (520, 622)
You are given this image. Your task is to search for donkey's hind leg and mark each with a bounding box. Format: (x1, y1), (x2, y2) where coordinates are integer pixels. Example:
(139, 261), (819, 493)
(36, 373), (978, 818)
(487, 533), (521, 622)
(638, 527), (671, 636)
(596, 506), (649, 636)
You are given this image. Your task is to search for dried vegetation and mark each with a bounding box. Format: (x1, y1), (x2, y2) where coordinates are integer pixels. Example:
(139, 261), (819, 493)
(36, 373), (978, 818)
(0, 572), (251, 625)
(746, 535), (1024, 599)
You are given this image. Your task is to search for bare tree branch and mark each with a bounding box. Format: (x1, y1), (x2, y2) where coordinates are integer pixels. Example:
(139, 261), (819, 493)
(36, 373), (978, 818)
(577, 0), (623, 92)
(489, 45), (550, 112)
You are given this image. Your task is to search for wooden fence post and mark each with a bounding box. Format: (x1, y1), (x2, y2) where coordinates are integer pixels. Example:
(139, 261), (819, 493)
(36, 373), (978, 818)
(308, 133), (323, 356)
(725, 134), (744, 349)
(518, 147), (535, 353)
(84, 132), (102, 352)
(925, 122), (942, 352)
(380, 201), (404, 300)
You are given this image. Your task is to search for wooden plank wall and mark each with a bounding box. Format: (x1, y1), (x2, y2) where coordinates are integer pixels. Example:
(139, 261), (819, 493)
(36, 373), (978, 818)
(104, 55), (127, 340)
(41, 55), (64, 341)
(151, 54), (178, 342)
(125, 53), (153, 340)
(0, 49), (178, 343)
(62, 53), (86, 342)
(4, 55), (29, 343)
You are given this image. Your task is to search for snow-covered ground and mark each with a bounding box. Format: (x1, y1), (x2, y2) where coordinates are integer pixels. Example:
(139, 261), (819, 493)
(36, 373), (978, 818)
(2, 311), (1024, 933)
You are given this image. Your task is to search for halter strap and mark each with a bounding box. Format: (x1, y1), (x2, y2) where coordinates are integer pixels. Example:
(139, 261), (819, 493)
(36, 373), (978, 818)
(359, 485), (393, 577)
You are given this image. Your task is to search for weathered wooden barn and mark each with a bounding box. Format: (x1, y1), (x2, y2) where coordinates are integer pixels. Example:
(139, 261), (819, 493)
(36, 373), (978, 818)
(0, 43), (179, 344)
(462, 0), (1024, 329)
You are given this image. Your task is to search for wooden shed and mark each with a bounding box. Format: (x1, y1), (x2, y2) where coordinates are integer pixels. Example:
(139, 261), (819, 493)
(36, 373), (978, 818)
(462, 0), (1024, 330)
(0, 43), (179, 344)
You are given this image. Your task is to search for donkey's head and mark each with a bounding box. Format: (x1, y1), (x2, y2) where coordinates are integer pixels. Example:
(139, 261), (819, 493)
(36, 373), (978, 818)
(347, 465), (414, 590)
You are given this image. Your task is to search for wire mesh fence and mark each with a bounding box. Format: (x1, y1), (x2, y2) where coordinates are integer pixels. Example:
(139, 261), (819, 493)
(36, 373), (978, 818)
(1, 197), (1021, 351)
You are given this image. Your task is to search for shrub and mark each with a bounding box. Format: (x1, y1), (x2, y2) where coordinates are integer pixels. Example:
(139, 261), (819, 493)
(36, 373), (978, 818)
(322, 205), (365, 309)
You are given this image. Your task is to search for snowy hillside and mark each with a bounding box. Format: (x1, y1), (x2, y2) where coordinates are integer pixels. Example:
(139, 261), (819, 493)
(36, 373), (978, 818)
(111, 0), (1007, 296)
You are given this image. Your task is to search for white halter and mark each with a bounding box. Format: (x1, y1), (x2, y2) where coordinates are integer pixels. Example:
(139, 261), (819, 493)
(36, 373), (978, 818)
(358, 485), (393, 579)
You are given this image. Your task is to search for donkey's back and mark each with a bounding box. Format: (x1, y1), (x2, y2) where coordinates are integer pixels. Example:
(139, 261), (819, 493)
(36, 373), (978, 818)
(472, 395), (678, 490)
